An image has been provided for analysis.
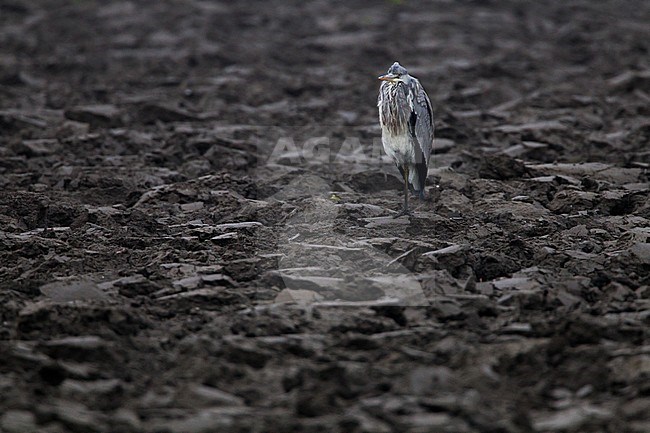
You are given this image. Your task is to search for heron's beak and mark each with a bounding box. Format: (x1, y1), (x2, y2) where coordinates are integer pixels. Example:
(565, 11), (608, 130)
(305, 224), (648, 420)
(378, 73), (399, 82)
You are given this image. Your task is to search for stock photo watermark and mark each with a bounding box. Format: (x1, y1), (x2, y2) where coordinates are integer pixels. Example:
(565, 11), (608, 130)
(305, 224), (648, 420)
(266, 135), (390, 165)
(258, 132), (432, 306)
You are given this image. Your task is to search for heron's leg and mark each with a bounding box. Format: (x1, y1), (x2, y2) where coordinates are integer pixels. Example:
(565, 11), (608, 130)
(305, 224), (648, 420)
(393, 165), (410, 217)
(403, 165), (409, 212)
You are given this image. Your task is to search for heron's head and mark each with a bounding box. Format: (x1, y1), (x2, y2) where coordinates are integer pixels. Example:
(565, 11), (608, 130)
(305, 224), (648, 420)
(378, 62), (409, 84)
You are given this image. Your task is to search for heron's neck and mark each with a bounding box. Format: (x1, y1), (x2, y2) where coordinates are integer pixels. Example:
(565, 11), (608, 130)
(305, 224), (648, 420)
(380, 83), (409, 135)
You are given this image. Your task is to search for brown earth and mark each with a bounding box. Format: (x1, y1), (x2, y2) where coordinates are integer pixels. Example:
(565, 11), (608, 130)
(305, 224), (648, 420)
(0, 1), (649, 432)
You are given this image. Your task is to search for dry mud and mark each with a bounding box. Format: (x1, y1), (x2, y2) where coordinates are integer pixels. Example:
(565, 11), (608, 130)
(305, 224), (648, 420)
(0, 1), (649, 432)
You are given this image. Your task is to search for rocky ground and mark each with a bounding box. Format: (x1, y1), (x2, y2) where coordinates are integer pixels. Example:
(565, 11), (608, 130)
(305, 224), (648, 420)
(0, 0), (649, 432)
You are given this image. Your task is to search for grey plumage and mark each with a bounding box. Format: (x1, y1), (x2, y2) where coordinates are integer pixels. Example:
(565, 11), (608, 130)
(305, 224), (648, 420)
(378, 61), (434, 214)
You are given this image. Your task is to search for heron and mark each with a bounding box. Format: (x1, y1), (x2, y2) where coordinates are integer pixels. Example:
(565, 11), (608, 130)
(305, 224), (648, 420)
(378, 62), (434, 215)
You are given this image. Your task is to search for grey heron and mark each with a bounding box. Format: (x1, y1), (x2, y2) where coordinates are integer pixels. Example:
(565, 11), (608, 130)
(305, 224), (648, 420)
(378, 62), (434, 215)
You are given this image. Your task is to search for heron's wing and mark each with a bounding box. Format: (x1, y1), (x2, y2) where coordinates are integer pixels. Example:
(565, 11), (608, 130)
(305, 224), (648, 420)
(404, 77), (434, 191)
(410, 78), (434, 166)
